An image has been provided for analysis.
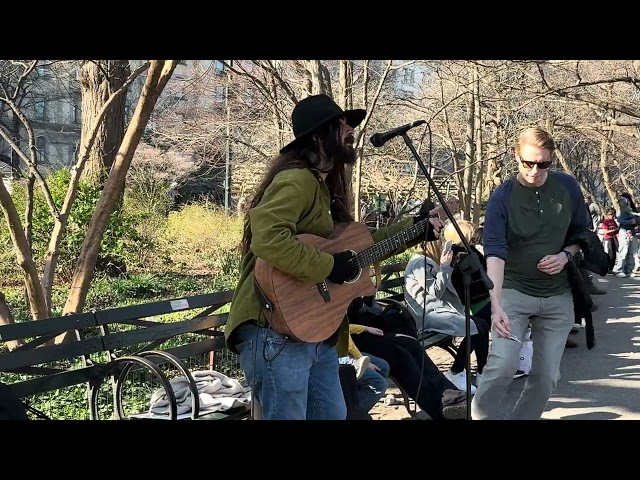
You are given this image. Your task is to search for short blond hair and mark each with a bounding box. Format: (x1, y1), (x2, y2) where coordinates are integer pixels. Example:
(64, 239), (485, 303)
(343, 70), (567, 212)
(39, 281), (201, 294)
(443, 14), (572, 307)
(515, 126), (555, 154)
(443, 219), (477, 246)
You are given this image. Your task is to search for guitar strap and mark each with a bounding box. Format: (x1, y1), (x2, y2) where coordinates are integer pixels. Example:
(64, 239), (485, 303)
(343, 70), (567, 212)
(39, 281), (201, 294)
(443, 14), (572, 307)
(253, 278), (274, 326)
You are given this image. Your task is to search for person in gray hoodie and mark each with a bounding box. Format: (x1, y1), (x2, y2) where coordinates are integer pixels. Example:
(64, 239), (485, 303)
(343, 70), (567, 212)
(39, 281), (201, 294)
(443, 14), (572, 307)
(404, 239), (489, 393)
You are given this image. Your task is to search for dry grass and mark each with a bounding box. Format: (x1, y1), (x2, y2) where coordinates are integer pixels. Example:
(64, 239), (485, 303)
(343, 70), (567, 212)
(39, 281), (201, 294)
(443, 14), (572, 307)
(158, 202), (243, 276)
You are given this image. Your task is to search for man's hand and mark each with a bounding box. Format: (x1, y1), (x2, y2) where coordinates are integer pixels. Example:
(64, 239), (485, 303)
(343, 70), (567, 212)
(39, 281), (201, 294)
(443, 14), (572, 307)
(428, 217), (444, 239)
(491, 305), (511, 338)
(429, 197), (460, 219)
(537, 253), (568, 276)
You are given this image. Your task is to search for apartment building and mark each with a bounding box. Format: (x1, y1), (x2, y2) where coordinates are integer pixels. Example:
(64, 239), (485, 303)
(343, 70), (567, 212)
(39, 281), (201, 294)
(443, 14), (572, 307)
(0, 62), (82, 179)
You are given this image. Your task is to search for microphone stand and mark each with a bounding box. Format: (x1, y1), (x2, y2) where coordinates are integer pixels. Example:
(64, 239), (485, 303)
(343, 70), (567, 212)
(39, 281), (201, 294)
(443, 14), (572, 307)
(401, 132), (494, 420)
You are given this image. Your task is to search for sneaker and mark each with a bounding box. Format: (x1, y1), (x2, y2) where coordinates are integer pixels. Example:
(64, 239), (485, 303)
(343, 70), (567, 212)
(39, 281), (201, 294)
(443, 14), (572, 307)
(616, 272), (629, 278)
(513, 370), (528, 379)
(353, 356), (370, 380)
(444, 369), (477, 394)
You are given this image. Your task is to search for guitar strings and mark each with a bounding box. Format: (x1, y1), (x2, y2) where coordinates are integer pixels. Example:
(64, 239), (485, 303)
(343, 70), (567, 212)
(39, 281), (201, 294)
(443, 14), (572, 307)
(354, 218), (431, 269)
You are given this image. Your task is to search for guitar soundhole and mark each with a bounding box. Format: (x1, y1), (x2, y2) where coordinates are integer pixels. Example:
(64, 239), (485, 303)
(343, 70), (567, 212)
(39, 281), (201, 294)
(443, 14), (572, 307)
(345, 249), (361, 284)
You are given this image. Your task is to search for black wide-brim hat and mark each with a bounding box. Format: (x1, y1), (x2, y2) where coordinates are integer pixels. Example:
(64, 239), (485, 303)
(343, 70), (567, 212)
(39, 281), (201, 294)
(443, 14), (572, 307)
(280, 94), (366, 154)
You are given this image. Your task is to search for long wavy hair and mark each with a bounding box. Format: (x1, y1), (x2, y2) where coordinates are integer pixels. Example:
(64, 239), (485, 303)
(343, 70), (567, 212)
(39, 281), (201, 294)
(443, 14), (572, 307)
(240, 117), (354, 256)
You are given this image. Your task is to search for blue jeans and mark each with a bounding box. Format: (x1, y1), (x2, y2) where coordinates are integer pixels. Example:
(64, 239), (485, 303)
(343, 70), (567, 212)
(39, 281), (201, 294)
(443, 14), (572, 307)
(233, 323), (347, 420)
(358, 353), (390, 412)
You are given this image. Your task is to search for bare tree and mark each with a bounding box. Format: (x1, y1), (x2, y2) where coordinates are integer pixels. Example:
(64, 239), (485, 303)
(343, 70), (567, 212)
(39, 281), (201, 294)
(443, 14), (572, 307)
(61, 60), (179, 340)
(0, 60), (177, 341)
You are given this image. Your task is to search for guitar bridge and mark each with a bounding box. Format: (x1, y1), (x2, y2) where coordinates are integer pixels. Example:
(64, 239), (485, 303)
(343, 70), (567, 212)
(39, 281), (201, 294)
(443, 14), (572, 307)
(317, 282), (331, 303)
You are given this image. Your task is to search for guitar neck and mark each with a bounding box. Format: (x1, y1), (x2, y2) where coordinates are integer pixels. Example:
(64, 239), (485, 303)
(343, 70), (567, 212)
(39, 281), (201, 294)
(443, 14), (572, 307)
(354, 217), (430, 269)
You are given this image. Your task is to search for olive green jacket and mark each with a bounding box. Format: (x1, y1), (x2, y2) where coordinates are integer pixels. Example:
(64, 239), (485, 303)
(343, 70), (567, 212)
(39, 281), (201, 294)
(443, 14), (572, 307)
(225, 167), (417, 355)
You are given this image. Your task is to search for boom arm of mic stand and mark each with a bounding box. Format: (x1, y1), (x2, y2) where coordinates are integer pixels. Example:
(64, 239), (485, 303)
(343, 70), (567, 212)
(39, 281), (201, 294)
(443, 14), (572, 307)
(400, 132), (493, 291)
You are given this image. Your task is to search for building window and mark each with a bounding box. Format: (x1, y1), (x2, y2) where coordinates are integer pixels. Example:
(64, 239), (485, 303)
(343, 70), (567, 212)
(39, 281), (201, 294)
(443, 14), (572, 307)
(36, 137), (46, 164)
(215, 85), (225, 103)
(73, 102), (81, 124)
(214, 61), (225, 74)
(33, 97), (46, 121)
(402, 68), (415, 85)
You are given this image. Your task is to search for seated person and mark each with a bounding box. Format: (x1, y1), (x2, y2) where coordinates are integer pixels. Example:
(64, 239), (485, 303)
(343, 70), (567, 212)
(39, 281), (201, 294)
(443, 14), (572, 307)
(347, 297), (469, 421)
(441, 220), (491, 388)
(339, 329), (390, 414)
(403, 224), (490, 392)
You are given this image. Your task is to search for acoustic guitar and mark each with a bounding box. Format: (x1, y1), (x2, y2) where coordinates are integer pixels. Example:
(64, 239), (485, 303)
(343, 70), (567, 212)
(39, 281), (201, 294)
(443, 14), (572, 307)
(254, 216), (437, 343)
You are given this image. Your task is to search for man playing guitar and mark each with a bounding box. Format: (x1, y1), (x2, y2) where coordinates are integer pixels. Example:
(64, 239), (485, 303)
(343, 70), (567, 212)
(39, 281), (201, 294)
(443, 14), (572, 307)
(225, 94), (445, 420)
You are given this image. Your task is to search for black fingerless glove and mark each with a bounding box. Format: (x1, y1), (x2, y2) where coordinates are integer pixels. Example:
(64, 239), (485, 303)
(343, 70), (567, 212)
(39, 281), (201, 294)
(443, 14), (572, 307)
(412, 198), (438, 242)
(328, 251), (359, 284)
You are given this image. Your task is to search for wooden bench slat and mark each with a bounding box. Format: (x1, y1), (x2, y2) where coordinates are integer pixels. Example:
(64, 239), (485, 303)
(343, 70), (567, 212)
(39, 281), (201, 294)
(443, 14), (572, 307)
(148, 337), (225, 364)
(100, 315), (222, 352)
(0, 312), (97, 342)
(0, 337), (105, 371)
(93, 291), (234, 325)
(9, 365), (103, 398)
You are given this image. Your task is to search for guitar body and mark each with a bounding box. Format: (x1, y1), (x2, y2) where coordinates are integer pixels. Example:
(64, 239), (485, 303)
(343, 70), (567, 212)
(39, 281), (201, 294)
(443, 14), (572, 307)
(254, 221), (378, 343)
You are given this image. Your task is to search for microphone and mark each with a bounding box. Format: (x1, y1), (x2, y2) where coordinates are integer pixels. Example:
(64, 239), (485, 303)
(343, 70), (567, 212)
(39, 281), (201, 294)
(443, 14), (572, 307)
(369, 119), (427, 148)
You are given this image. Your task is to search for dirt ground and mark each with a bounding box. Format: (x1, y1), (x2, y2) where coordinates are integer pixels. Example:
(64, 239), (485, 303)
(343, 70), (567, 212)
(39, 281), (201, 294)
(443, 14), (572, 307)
(369, 343), (475, 420)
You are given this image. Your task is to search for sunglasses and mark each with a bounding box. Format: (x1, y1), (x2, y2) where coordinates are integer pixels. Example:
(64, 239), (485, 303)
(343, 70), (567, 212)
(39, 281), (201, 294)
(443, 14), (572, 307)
(518, 156), (552, 170)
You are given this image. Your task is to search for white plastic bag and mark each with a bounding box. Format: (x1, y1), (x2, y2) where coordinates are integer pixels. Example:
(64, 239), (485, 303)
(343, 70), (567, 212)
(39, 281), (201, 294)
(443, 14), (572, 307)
(518, 340), (533, 374)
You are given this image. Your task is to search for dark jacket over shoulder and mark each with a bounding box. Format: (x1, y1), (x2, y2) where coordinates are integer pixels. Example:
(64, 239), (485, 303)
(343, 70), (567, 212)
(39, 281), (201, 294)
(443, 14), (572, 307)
(564, 230), (609, 277)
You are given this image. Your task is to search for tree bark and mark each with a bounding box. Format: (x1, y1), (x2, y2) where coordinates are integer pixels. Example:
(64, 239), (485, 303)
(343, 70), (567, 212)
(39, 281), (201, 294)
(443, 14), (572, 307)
(0, 176), (48, 320)
(40, 62), (149, 311)
(472, 66), (484, 225)
(600, 132), (618, 208)
(79, 61), (130, 185)
(59, 61), (178, 342)
(462, 67), (475, 220)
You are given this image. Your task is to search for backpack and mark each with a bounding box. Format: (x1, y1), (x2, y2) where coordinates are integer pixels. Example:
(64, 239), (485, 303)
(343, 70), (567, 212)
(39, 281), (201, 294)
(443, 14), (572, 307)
(0, 382), (29, 420)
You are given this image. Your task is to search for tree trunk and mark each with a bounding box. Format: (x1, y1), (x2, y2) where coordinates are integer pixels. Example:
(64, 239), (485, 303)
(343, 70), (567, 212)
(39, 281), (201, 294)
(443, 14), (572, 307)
(340, 61), (356, 217)
(555, 148), (591, 200)
(40, 62), (149, 312)
(0, 291), (23, 351)
(306, 61), (325, 96)
(79, 61), (130, 185)
(462, 68), (475, 220)
(59, 61), (178, 342)
(472, 66), (484, 225)
(0, 177), (49, 320)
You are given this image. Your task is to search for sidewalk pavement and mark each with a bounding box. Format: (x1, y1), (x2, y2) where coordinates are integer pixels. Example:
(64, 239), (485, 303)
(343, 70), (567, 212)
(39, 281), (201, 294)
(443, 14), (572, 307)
(497, 274), (640, 420)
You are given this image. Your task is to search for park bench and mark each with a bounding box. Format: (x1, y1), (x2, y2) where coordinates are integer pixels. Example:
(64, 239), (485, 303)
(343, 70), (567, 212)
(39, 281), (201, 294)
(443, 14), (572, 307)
(0, 260), (458, 421)
(0, 290), (252, 420)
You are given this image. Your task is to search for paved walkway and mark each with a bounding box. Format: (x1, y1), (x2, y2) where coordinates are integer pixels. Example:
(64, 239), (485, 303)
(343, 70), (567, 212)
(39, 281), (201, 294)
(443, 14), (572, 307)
(497, 274), (640, 420)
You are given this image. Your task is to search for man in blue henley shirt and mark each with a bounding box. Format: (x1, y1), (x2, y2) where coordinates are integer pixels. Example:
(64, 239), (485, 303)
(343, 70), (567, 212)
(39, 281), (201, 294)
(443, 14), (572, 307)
(471, 127), (589, 420)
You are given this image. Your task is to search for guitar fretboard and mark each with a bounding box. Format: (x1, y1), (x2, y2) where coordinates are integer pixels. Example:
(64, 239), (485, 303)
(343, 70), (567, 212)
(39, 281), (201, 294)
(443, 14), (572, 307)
(353, 218), (430, 269)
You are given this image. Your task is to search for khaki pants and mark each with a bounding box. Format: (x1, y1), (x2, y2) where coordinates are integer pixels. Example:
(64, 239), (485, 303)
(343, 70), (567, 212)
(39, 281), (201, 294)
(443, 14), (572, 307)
(471, 288), (574, 420)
